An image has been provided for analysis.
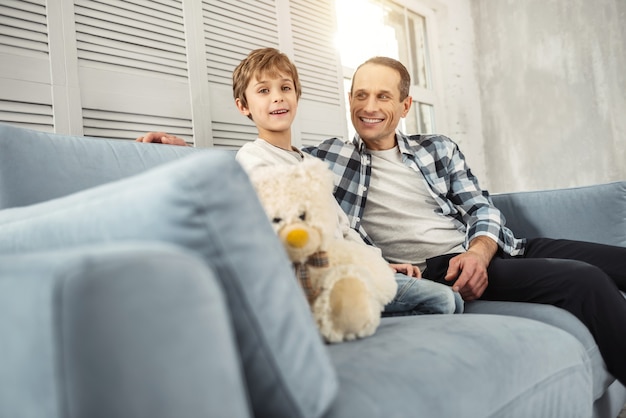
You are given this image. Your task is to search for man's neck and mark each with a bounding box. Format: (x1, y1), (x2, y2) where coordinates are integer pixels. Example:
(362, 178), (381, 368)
(361, 134), (397, 151)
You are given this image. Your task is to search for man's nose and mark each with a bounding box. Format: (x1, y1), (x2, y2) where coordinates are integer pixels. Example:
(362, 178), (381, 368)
(362, 96), (377, 112)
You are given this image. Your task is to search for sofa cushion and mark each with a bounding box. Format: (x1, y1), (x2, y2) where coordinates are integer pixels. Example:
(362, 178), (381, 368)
(492, 181), (626, 248)
(0, 123), (199, 209)
(465, 300), (611, 400)
(324, 314), (592, 418)
(0, 152), (338, 418)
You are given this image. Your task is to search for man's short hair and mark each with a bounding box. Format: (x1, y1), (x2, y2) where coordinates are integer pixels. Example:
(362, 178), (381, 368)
(232, 48), (302, 111)
(351, 57), (411, 100)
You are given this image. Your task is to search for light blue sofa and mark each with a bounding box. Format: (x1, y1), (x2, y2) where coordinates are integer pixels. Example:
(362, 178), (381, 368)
(0, 123), (624, 418)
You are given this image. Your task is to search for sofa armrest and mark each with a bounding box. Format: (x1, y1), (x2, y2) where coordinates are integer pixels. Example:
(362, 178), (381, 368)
(492, 181), (626, 247)
(0, 242), (251, 418)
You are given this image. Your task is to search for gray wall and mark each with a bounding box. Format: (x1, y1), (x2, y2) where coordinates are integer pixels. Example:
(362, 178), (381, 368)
(431, 0), (488, 189)
(471, 0), (626, 193)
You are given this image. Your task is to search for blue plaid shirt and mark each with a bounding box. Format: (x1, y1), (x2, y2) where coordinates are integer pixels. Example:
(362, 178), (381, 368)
(303, 132), (526, 256)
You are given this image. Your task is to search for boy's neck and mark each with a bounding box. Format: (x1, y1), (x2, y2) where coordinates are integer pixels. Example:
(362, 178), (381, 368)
(258, 130), (292, 151)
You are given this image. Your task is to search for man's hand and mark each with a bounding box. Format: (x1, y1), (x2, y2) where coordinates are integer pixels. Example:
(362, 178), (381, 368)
(136, 132), (189, 146)
(389, 263), (421, 278)
(445, 236), (497, 300)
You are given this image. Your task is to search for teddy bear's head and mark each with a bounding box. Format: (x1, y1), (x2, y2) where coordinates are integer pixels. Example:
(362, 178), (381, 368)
(250, 159), (339, 264)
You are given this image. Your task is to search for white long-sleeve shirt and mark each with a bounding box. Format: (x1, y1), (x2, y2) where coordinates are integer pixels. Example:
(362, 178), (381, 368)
(236, 138), (372, 248)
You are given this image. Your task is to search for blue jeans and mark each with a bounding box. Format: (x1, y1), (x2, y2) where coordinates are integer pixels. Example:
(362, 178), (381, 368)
(383, 273), (464, 316)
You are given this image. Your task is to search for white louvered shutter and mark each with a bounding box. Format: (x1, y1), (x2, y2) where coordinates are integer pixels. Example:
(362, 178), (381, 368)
(73, 0), (194, 141)
(202, 0), (347, 149)
(0, 1), (348, 146)
(0, 0), (54, 131)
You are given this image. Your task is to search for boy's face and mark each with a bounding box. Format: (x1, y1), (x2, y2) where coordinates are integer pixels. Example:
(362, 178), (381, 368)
(349, 63), (412, 150)
(236, 71), (298, 141)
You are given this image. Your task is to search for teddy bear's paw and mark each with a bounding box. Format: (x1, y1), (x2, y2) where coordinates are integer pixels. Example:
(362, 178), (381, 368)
(325, 276), (380, 342)
(329, 277), (374, 329)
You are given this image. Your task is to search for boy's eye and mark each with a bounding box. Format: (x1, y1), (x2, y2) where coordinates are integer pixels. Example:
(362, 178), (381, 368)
(259, 88), (269, 94)
(282, 86), (291, 91)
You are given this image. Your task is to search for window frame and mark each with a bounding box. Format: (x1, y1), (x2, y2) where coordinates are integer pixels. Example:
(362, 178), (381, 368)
(337, 0), (446, 136)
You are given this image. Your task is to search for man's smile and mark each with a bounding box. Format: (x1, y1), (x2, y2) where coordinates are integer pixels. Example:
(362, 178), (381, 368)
(360, 116), (384, 124)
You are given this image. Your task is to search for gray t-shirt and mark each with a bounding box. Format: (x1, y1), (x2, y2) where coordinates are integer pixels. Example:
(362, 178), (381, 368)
(361, 146), (465, 271)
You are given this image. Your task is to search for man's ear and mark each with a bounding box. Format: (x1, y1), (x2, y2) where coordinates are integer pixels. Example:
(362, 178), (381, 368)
(235, 98), (250, 117)
(401, 95), (413, 118)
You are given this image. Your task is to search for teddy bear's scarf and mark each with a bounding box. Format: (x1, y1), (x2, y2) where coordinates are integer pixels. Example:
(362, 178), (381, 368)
(294, 251), (329, 304)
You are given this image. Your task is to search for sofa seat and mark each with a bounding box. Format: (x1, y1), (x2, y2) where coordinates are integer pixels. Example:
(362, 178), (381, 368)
(325, 314), (591, 418)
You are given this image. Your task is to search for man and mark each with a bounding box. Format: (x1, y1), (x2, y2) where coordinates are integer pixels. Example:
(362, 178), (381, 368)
(303, 56), (626, 386)
(304, 57), (506, 300)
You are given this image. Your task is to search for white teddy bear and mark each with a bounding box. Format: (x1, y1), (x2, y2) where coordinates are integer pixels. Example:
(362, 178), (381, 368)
(250, 158), (398, 343)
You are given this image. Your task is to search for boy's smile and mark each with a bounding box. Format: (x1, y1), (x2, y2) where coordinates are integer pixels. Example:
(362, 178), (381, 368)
(270, 109), (288, 115)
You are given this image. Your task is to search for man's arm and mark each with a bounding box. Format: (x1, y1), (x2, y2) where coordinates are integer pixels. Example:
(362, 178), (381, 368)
(136, 132), (189, 146)
(443, 142), (524, 257)
(445, 235), (498, 300)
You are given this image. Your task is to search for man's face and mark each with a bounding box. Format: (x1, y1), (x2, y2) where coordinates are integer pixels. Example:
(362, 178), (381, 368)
(349, 63), (412, 150)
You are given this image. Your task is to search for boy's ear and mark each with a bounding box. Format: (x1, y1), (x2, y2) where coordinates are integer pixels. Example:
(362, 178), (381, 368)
(235, 98), (250, 117)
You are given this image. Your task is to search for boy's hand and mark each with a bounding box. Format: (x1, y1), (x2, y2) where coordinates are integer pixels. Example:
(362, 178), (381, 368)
(389, 263), (421, 278)
(136, 132), (189, 146)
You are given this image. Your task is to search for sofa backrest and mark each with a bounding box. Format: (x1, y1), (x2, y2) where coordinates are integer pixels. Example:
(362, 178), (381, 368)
(3, 124), (624, 249)
(492, 182), (626, 248)
(0, 124), (201, 209)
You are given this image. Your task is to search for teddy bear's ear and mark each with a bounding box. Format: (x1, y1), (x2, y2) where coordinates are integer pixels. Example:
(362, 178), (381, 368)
(299, 159), (335, 194)
(249, 164), (287, 195)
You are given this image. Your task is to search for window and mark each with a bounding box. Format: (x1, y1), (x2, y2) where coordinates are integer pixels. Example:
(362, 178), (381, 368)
(335, 0), (439, 138)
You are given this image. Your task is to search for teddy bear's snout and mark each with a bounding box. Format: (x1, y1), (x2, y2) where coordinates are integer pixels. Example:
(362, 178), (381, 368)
(286, 228), (309, 248)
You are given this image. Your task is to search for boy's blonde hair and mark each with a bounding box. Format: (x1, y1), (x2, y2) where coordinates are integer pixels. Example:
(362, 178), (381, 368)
(232, 48), (302, 112)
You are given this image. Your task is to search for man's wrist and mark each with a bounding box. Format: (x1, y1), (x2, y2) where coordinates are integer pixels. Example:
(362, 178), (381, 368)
(467, 236), (498, 265)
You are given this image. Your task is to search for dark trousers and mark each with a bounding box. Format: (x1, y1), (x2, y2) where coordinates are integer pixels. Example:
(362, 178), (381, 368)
(426, 238), (626, 385)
